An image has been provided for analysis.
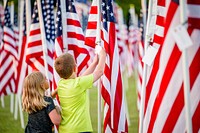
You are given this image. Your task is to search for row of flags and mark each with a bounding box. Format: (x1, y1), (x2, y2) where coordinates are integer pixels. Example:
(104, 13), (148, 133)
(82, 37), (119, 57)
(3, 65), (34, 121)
(3, 0), (198, 132)
(0, 0), (139, 132)
(138, 0), (200, 132)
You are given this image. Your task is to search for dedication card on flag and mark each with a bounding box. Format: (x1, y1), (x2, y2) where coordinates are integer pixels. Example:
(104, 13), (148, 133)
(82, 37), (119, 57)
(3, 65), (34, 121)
(172, 24), (193, 51)
(142, 43), (160, 66)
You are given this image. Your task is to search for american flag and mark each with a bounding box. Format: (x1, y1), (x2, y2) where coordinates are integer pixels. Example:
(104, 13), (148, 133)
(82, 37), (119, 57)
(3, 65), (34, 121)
(0, 0), (16, 96)
(85, 0), (98, 48)
(53, 0), (64, 91)
(43, 0), (55, 90)
(15, 1), (29, 95)
(2, 0), (18, 59)
(85, 0), (128, 132)
(101, 0), (128, 132)
(26, 0), (55, 89)
(142, 0), (200, 132)
(66, 0), (90, 76)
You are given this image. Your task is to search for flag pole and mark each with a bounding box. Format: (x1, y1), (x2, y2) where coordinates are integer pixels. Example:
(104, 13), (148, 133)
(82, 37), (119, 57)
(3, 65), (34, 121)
(1, 96), (5, 108)
(139, 0), (153, 132)
(179, 0), (192, 132)
(10, 0), (14, 114)
(3, 0), (7, 7)
(14, 0), (23, 120)
(14, 0), (25, 129)
(1, 0), (7, 109)
(26, 0), (31, 36)
(60, 0), (68, 52)
(96, 0), (102, 132)
(37, 0), (50, 94)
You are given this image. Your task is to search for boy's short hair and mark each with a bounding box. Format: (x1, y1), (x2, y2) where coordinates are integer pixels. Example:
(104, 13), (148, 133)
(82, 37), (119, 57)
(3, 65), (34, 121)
(54, 53), (76, 79)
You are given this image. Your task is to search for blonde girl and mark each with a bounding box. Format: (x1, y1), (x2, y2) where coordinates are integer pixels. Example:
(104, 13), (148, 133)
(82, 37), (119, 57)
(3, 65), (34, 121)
(22, 71), (61, 133)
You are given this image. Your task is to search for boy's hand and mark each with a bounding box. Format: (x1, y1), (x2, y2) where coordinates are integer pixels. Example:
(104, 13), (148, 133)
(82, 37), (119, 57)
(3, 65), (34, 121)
(95, 45), (102, 55)
(99, 47), (106, 59)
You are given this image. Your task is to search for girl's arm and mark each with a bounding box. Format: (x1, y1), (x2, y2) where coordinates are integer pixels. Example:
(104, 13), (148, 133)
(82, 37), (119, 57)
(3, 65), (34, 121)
(49, 106), (61, 125)
(51, 89), (58, 98)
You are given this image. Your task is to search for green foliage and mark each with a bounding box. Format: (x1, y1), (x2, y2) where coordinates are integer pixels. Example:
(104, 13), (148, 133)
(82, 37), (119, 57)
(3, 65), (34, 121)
(116, 0), (141, 23)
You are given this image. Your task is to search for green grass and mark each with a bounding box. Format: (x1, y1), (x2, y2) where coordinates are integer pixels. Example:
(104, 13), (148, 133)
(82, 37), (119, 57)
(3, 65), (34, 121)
(0, 76), (138, 133)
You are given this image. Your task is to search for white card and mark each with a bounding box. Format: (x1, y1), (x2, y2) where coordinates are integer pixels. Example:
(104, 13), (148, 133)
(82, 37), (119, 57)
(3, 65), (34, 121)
(172, 24), (193, 51)
(142, 43), (160, 66)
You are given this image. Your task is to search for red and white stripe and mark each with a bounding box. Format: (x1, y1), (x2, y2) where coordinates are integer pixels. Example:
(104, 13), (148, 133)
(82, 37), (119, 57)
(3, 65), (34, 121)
(25, 22), (45, 72)
(66, 10), (90, 76)
(142, 0), (200, 132)
(3, 24), (18, 59)
(15, 34), (28, 95)
(85, 0), (128, 132)
(85, 0), (97, 48)
(0, 3), (17, 96)
(101, 23), (127, 133)
(0, 50), (16, 96)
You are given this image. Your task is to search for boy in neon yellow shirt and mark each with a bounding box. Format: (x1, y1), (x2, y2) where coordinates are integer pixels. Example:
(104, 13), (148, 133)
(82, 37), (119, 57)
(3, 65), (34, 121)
(54, 47), (106, 133)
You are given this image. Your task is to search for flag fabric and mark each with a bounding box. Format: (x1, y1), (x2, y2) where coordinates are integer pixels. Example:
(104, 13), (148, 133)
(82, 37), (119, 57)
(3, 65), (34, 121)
(26, 0), (55, 90)
(65, 0), (90, 76)
(85, 0), (128, 132)
(142, 0), (200, 132)
(85, 0), (98, 48)
(0, 0), (16, 96)
(101, 0), (128, 132)
(53, 0), (64, 91)
(15, 1), (29, 95)
(42, 0), (55, 90)
(2, 1), (18, 59)
(75, 1), (89, 32)
(25, 1), (45, 72)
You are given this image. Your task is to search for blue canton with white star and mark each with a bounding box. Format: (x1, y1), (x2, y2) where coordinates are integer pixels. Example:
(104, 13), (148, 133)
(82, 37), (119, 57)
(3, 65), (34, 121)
(4, 1), (12, 29)
(101, 0), (116, 31)
(55, 0), (62, 38)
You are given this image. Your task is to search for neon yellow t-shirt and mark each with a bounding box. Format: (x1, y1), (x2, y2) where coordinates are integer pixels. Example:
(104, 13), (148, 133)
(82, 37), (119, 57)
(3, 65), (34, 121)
(57, 74), (93, 133)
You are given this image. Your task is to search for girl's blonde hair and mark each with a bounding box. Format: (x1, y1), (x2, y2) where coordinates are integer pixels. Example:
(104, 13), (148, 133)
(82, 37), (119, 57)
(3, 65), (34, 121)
(22, 71), (48, 114)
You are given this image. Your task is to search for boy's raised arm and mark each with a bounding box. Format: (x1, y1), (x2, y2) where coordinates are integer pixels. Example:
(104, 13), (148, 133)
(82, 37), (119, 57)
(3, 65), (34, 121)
(81, 47), (106, 83)
(92, 48), (106, 82)
(81, 55), (99, 76)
